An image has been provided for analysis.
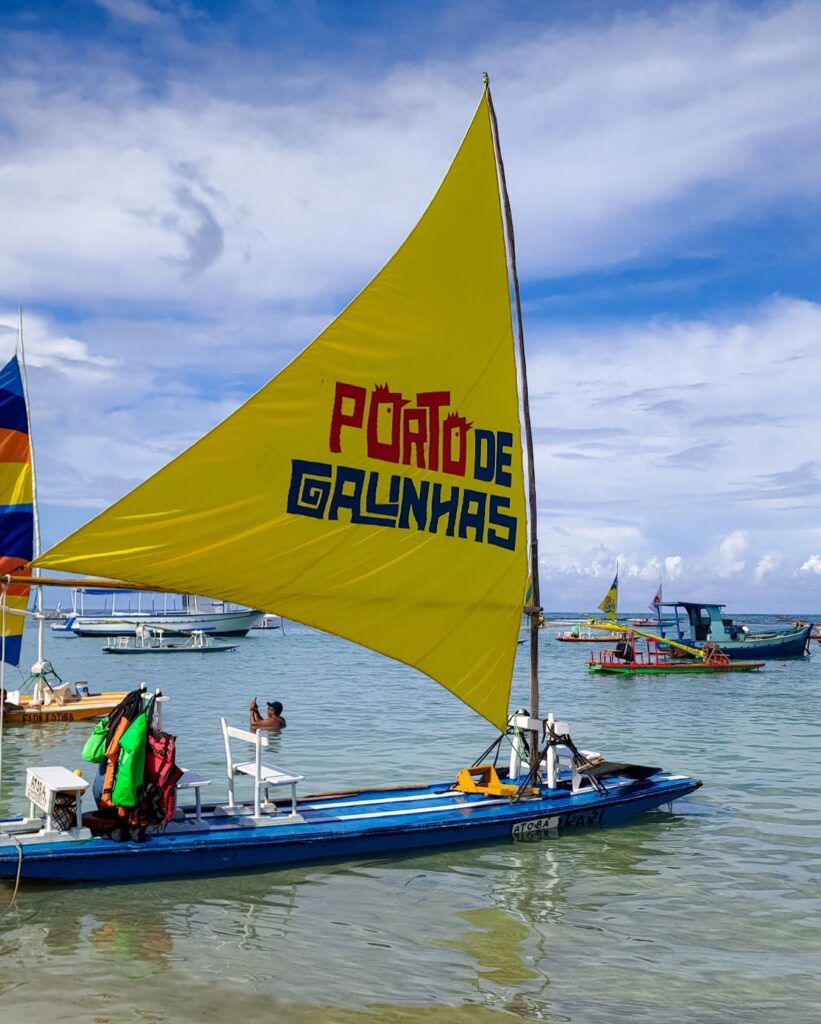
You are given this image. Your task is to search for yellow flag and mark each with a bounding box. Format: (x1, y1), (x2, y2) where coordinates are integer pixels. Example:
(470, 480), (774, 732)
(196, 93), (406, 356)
(597, 572), (619, 621)
(35, 91), (527, 729)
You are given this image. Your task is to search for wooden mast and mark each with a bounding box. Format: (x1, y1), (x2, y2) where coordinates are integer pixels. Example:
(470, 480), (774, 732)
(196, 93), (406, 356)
(484, 75), (542, 740)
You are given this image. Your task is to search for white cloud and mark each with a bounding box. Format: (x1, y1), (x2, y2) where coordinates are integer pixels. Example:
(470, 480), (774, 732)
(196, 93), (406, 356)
(525, 290), (821, 606)
(0, 311), (117, 381)
(799, 554), (821, 575)
(718, 531), (749, 577)
(1, 2), (820, 612)
(2, 2), (821, 309)
(754, 552), (780, 582)
(93, 0), (168, 26)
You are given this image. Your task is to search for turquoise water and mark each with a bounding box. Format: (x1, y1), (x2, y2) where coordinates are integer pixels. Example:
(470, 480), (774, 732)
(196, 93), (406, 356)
(1, 618), (820, 1023)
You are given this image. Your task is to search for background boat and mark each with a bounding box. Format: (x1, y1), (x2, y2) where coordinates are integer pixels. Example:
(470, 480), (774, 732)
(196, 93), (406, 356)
(555, 628), (615, 643)
(102, 628), (238, 655)
(654, 601), (812, 659)
(588, 635), (764, 675)
(250, 614), (280, 630)
(3, 686), (128, 724)
(60, 592), (263, 637)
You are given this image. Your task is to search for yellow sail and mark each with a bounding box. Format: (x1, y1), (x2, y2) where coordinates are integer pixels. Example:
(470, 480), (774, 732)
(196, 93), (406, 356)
(35, 91), (527, 729)
(597, 571), (619, 621)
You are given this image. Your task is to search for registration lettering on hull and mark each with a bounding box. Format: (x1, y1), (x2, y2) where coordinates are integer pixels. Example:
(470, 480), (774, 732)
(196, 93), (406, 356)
(512, 807), (605, 840)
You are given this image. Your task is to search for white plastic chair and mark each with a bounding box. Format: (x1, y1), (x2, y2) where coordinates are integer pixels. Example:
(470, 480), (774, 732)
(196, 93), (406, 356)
(220, 718), (303, 818)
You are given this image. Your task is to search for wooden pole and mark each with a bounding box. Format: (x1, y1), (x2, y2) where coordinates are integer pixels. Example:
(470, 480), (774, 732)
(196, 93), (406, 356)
(484, 75), (542, 741)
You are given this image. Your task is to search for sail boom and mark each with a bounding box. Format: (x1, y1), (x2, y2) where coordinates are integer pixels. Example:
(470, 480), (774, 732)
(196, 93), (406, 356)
(1, 574), (169, 591)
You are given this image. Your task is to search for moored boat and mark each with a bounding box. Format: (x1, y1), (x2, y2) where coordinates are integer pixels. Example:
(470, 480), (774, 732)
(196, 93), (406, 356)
(589, 637), (764, 676)
(654, 602), (812, 659)
(3, 684), (129, 724)
(556, 627), (616, 643)
(102, 627), (238, 655)
(0, 769), (700, 883)
(70, 606), (262, 637)
(0, 79), (700, 885)
(250, 614), (280, 629)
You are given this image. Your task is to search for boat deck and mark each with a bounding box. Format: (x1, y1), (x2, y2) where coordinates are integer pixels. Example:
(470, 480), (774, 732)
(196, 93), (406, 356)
(0, 771), (700, 882)
(588, 637), (764, 675)
(4, 692), (127, 725)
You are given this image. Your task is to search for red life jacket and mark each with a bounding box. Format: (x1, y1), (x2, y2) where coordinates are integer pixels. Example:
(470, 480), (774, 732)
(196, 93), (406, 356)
(139, 728), (184, 826)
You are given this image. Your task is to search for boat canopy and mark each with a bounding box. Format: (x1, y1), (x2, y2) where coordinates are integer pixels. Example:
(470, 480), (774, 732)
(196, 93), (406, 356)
(655, 601), (737, 643)
(655, 601), (726, 609)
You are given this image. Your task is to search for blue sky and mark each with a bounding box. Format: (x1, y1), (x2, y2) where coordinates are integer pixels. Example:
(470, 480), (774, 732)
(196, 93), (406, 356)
(1, 0), (821, 612)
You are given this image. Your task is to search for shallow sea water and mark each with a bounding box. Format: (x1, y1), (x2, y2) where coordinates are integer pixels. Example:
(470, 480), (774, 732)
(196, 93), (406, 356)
(1, 616), (820, 1023)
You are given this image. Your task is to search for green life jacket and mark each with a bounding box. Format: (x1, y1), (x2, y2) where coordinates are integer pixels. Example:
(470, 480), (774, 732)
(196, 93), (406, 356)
(81, 717), (109, 763)
(111, 711), (149, 807)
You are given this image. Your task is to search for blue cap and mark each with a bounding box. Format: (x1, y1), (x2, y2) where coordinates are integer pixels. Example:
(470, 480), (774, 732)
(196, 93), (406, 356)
(267, 701), (283, 715)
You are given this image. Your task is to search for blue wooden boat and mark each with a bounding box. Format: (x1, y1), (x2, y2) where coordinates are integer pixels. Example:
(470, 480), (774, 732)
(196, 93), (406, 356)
(0, 769), (699, 883)
(0, 79), (700, 886)
(654, 602), (812, 659)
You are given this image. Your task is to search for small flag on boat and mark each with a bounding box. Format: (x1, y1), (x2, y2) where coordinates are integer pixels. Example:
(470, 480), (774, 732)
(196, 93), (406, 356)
(0, 354), (33, 666)
(649, 580), (662, 612)
(597, 570), (618, 621)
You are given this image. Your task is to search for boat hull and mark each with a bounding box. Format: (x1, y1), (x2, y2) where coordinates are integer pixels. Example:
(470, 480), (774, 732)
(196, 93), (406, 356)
(4, 692), (128, 725)
(101, 644), (238, 655)
(679, 628), (811, 659)
(0, 773), (700, 882)
(70, 609), (263, 637)
(589, 661), (763, 675)
(555, 635), (614, 643)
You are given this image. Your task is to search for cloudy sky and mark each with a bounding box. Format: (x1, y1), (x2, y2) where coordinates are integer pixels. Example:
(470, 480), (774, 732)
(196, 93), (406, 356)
(1, 0), (820, 613)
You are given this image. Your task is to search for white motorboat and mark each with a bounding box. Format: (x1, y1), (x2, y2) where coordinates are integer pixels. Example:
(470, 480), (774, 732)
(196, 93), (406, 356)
(69, 606), (262, 637)
(49, 589), (262, 637)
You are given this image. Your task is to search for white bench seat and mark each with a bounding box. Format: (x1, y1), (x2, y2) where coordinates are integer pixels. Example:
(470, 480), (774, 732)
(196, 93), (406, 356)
(176, 769), (212, 823)
(234, 762), (304, 786)
(221, 718), (304, 819)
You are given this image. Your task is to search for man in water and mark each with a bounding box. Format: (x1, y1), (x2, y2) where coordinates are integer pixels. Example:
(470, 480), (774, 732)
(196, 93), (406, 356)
(249, 698), (286, 731)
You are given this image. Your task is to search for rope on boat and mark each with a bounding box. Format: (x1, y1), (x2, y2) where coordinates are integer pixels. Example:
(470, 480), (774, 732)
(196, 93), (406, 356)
(469, 732), (504, 770)
(0, 587), (24, 914)
(0, 834), (23, 917)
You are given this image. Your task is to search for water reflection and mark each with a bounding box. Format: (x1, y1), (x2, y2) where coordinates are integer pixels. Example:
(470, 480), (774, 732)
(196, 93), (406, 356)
(3, 812), (695, 1024)
(88, 914), (174, 965)
(2, 623), (820, 1022)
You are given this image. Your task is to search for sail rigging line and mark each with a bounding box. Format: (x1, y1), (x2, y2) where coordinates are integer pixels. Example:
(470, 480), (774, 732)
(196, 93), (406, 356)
(484, 74), (541, 724)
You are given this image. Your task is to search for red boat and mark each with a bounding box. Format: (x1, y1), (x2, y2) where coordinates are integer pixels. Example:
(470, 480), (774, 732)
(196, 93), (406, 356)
(589, 637), (764, 676)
